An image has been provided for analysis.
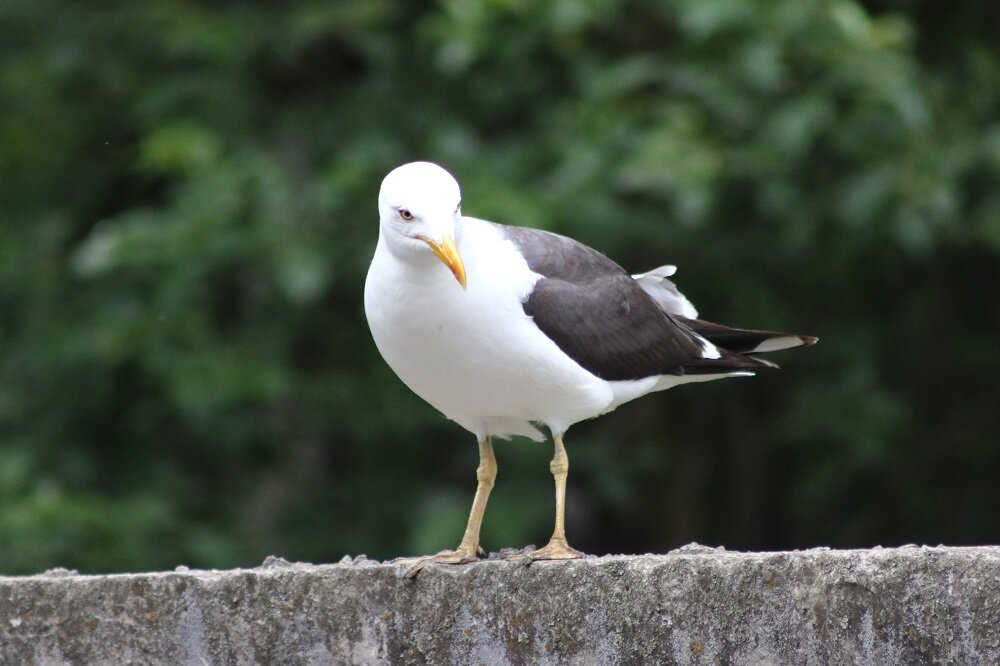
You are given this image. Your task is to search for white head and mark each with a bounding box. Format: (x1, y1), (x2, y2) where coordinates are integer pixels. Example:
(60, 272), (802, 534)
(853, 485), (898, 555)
(378, 161), (467, 289)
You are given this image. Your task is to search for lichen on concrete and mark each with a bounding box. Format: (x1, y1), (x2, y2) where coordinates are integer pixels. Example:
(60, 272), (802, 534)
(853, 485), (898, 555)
(2, 546), (999, 665)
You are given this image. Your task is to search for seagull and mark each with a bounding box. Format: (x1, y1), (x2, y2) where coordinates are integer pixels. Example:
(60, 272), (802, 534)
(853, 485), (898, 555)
(364, 161), (816, 568)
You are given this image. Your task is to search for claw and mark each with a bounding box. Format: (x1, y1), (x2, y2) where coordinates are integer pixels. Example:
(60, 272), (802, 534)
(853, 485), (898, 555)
(502, 541), (586, 566)
(528, 538), (584, 561)
(394, 548), (479, 578)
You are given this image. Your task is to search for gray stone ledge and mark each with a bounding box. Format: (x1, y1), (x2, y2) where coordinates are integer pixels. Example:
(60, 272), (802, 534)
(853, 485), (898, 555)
(3, 546), (1000, 665)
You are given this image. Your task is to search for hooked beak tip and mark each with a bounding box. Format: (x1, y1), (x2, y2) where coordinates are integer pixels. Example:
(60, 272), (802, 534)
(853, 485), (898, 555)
(418, 234), (467, 290)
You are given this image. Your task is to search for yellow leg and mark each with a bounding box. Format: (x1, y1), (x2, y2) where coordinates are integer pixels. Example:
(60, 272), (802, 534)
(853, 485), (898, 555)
(455, 436), (497, 556)
(397, 437), (497, 576)
(529, 434), (583, 560)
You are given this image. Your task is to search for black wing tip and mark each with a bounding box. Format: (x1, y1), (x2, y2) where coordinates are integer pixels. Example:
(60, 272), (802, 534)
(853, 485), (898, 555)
(681, 351), (779, 375)
(677, 316), (818, 354)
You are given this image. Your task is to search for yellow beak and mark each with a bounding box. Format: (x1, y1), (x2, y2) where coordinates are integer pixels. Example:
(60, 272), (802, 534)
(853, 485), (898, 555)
(419, 234), (467, 290)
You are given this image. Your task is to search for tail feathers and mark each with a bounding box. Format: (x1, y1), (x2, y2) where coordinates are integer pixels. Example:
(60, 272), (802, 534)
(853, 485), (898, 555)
(677, 317), (818, 355)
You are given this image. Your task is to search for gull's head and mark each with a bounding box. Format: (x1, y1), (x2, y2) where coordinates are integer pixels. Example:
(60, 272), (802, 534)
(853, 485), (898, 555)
(378, 161), (466, 289)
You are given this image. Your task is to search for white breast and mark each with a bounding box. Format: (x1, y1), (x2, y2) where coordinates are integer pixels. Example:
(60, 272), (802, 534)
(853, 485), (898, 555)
(364, 218), (614, 440)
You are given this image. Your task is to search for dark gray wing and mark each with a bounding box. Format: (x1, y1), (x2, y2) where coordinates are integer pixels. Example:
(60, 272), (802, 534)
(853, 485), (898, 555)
(498, 224), (771, 381)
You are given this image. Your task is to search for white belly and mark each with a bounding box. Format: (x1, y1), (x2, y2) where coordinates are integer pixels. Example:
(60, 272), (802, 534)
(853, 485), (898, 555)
(364, 220), (614, 440)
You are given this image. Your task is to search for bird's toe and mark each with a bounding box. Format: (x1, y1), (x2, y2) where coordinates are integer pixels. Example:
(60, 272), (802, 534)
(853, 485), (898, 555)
(504, 538), (586, 563)
(394, 548), (479, 578)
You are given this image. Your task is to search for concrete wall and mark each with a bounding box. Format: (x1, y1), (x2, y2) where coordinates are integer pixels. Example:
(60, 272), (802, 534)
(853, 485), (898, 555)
(2, 546), (999, 665)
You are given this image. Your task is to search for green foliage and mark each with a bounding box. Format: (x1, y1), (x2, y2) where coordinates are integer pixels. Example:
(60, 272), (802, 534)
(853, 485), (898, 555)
(1, 0), (998, 573)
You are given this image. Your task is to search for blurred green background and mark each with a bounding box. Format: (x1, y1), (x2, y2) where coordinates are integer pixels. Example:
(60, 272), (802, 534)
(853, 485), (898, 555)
(1, 0), (998, 574)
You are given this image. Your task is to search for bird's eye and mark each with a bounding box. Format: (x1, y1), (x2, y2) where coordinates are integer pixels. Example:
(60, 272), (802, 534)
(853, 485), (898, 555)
(398, 208), (414, 221)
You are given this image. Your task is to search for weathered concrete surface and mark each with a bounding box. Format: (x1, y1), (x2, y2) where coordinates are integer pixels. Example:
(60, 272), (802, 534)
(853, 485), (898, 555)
(2, 546), (999, 665)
